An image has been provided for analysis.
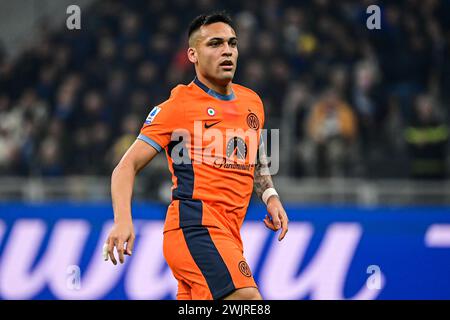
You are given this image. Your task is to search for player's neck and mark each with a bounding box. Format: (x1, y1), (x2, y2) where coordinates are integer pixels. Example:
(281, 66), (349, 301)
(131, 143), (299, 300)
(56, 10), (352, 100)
(196, 74), (232, 96)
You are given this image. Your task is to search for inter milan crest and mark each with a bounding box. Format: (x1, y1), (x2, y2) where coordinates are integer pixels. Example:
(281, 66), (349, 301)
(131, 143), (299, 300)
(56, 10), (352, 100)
(247, 112), (259, 130)
(238, 261), (252, 277)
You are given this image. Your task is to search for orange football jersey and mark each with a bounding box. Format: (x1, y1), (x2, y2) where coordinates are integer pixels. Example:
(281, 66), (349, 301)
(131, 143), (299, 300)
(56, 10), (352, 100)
(138, 77), (264, 248)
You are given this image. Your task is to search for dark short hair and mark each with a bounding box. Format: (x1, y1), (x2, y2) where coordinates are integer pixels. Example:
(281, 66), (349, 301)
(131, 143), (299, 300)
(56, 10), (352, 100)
(188, 12), (234, 39)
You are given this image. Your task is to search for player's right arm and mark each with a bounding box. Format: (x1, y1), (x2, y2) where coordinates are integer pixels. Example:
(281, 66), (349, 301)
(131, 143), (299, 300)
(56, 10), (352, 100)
(105, 140), (159, 265)
(104, 92), (184, 265)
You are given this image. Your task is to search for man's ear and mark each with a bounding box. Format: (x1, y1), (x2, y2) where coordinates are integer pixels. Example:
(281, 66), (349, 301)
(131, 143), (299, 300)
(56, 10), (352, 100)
(187, 47), (197, 64)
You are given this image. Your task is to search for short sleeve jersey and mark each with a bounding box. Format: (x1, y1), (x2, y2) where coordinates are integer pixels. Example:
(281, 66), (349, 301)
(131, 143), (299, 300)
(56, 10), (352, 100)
(138, 77), (265, 245)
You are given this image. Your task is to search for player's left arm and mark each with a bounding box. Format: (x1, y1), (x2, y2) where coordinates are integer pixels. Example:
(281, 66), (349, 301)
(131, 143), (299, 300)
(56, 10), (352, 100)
(254, 142), (289, 241)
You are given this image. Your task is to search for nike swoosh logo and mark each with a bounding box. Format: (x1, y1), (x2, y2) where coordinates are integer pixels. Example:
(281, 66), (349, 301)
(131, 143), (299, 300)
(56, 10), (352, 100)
(204, 121), (221, 129)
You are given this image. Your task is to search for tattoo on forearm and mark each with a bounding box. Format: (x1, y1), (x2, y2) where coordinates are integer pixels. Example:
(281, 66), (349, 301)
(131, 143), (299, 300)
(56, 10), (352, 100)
(253, 142), (274, 199)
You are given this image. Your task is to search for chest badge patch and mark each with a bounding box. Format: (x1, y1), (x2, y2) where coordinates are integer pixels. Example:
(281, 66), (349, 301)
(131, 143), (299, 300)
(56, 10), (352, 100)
(207, 107), (216, 116)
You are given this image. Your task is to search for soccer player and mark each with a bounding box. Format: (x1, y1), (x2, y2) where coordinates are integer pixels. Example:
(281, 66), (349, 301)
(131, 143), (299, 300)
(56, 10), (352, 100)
(104, 12), (289, 300)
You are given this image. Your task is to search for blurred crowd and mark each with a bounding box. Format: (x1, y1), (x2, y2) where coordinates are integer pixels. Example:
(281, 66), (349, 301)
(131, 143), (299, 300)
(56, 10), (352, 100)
(0, 0), (449, 180)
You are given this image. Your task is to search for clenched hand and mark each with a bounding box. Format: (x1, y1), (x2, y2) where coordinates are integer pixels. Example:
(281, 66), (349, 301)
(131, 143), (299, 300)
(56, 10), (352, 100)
(103, 222), (135, 265)
(263, 196), (289, 241)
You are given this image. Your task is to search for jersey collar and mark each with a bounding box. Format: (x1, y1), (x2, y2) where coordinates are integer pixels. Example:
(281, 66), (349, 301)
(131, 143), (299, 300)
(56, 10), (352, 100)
(193, 77), (236, 101)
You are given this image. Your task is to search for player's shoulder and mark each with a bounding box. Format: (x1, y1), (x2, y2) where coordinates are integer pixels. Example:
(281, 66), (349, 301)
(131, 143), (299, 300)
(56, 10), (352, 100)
(157, 84), (191, 108)
(231, 83), (263, 104)
(168, 84), (188, 100)
(170, 83), (193, 97)
(165, 83), (201, 104)
(232, 83), (265, 124)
